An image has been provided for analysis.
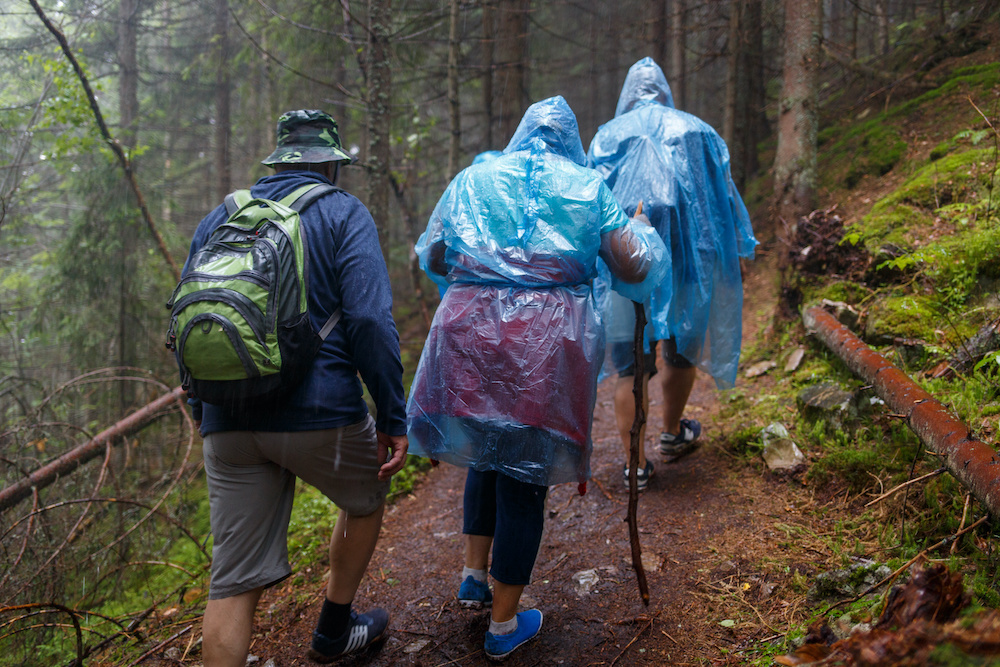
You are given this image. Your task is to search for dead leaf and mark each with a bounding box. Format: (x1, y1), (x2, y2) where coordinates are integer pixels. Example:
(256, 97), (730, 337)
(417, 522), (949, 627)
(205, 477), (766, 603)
(745, 360), (777, 378)
(774, 643), (831, 665)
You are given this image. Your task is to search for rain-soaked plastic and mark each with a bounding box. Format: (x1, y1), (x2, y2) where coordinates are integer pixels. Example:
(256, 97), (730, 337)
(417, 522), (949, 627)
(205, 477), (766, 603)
(407, 96), (667, 487)
(472, 149), (503, 164)
(589, 57), (758, 389)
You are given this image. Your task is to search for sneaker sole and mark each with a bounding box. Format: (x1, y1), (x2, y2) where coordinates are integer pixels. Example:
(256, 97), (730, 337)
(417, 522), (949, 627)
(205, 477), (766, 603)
(659, 440), (701, 462)
(485, 626), (543, 661)
(306, 628), (389, 664)
(459, 598), (491, 609)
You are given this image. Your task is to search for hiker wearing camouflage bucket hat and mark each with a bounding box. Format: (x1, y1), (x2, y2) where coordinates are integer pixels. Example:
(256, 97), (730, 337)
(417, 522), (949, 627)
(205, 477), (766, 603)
(182, 105), (408, 665)
(261, 109), (354, 166)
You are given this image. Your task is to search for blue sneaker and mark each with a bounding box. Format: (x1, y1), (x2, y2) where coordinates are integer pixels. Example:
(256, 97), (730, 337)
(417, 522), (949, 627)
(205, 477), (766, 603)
(484, 609), (543, 661)
(306, 607), (389, 663)
(458, 575), (493, 609)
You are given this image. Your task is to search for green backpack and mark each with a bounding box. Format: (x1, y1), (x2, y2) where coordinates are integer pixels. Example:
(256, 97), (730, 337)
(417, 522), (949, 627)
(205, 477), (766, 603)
(166, 183), (341, 407)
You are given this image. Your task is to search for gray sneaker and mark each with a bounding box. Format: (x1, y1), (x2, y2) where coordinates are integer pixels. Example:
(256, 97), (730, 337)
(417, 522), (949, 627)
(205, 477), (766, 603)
(622, 461), (654, 491)
(659, 419), (702, 461)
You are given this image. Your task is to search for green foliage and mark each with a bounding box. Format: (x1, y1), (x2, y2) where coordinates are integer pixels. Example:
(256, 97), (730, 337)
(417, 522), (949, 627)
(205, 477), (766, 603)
(389, 454), (433, 499)
(844, 125), (908, 188)
(21, 53), (104, 158)
(803, 412), (920, 492)
(287, 483), (340, 570)
(863, 292), (944, 342)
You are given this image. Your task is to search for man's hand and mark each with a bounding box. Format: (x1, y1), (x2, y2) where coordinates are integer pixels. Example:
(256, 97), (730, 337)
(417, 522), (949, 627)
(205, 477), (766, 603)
(376, 431), (409, 481)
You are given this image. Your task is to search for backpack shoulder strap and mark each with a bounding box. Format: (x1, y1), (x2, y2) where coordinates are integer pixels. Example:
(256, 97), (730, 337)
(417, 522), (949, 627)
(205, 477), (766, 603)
(318, 308), (342, 340)
(281, 183), (343, 213)
(280, 182), (344, 340)
(223, 189), (253, 216)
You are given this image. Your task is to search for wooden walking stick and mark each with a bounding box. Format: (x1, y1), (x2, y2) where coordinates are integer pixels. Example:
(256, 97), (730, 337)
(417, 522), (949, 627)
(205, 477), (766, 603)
(626, 201), (650, 606)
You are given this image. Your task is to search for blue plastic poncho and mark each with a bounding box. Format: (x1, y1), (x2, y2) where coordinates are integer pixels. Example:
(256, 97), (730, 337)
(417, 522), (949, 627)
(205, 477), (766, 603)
(407, 96), (666, 487)
(472, 149), (503, 164)
(589, 57), (758, 389)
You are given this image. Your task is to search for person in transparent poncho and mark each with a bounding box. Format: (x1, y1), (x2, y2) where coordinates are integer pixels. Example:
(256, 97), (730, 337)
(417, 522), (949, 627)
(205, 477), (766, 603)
(588, 57), (758, 488)
(406, 96), (666, 660)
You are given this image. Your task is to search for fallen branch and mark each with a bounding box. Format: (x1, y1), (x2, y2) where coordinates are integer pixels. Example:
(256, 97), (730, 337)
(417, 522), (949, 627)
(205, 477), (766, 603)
(824, 515), (988, 616)
(611, 613), (657, 666)
(803, 306), (1000, 518)
(0, 386), (187, 513)
(126, 624), (192, 667)
(864, 467), (946, 507)
(0, 603), (84, 666)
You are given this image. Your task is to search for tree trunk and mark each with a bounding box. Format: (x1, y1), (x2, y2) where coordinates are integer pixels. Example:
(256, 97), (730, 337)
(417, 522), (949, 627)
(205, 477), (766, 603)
(875, 0), (890, 55)
(725, 0), (764, 187)
(117, 0), (140, 410)
(669, 0), (686, 109)
(723, 1), (739, 150)
(481, 0), (496, 151)
(650, 0), (668, 70)
(213, 0), (231, 201)
(743, 0), (764, 182)
(367, 0), (393, 261)
(851, 0), (859, 60)
(447, 0), (461, 179)
(118, 0), (139, 148)
(495, 0), (530, 143)
(773, 0), (820, 223)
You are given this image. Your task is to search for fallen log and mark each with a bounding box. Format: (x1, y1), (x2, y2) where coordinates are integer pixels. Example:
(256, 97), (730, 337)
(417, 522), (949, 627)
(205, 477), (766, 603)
(0, 386), (188, 514)
(803, 305), (1000, 519)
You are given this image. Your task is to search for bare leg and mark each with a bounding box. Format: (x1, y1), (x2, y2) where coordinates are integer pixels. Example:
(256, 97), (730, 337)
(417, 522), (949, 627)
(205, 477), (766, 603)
(660, 365), (697, 435)
(492, 581), (526, 623)
(326, 504), (385, 604)
(465, 534), (493, 570)
(203, 588), (263, 667)
(614, 375), (650, 468)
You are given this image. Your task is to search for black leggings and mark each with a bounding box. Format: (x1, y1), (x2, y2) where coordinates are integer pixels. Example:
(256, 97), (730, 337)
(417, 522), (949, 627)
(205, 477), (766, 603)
(463, 469), (547, 585)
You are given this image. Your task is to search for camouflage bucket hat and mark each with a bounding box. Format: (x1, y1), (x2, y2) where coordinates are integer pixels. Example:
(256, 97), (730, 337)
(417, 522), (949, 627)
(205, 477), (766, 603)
(261, 109), (354, 166)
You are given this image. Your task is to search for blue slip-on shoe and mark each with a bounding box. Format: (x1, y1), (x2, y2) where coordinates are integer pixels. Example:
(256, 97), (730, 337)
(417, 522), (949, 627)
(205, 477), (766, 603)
(458, 575), (493, 609)
(484, 609), (543, 661)
(659, 418), (702, 462)
(306, 607), (389, 663)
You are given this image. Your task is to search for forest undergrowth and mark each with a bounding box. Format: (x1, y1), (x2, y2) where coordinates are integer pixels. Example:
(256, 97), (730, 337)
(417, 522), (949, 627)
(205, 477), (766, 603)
(3, 14), (1000, 667)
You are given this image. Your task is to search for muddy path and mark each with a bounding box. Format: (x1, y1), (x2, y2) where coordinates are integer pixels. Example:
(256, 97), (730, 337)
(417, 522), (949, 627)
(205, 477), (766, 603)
(227, 247), (832, 667)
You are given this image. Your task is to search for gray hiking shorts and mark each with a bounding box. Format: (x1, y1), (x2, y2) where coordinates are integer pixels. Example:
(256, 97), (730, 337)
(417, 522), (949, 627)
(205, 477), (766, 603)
(202, 415), (389, 599)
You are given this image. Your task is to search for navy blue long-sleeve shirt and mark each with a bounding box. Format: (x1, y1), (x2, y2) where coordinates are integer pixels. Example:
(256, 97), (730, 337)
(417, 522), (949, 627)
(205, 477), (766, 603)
(184, 170), (407, 437)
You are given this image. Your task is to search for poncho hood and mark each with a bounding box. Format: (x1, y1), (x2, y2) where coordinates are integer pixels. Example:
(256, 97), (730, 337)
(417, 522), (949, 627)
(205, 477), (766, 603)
(614, 57), (675, 117)
(504, 95), (587, 166)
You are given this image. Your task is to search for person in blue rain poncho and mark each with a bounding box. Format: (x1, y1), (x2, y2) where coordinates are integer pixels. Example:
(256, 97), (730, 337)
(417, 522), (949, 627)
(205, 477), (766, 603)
(588, 57), (758, 490)
(407, 96), (666, 661)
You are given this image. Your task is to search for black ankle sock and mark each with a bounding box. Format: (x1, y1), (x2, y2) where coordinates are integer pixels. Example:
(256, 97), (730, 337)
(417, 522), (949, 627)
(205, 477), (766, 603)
(316, 599), (352, 638)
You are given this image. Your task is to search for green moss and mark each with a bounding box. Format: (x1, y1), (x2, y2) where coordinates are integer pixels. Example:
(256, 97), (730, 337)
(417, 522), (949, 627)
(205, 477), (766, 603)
(930, 224), (1000, 305)
(850, 204), (929, 253)
(879, 148), (996, 210)
(846, 148), (998, 256)
(864, 292), (941, 342)
(927, 643), (1000, 666)
(820, 62), (1000, 192)
(808, 446), (880, 491)
(807, 280), (871, 308)
(894, 62), (1000, 118)
(844, 126), (908, 188)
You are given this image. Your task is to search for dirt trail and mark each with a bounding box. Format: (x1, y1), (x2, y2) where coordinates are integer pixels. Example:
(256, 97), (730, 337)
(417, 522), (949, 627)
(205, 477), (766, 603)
(226, 247), (822, 667)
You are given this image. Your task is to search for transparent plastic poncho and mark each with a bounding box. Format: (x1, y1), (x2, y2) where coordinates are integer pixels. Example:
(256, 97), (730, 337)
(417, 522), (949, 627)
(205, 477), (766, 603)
(407, 96), (666, 487)
(589, 57), (758, 389)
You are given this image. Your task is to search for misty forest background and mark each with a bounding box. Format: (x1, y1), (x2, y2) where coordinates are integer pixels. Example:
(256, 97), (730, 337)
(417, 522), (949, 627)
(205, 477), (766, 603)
(0, 0), (996, 663)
